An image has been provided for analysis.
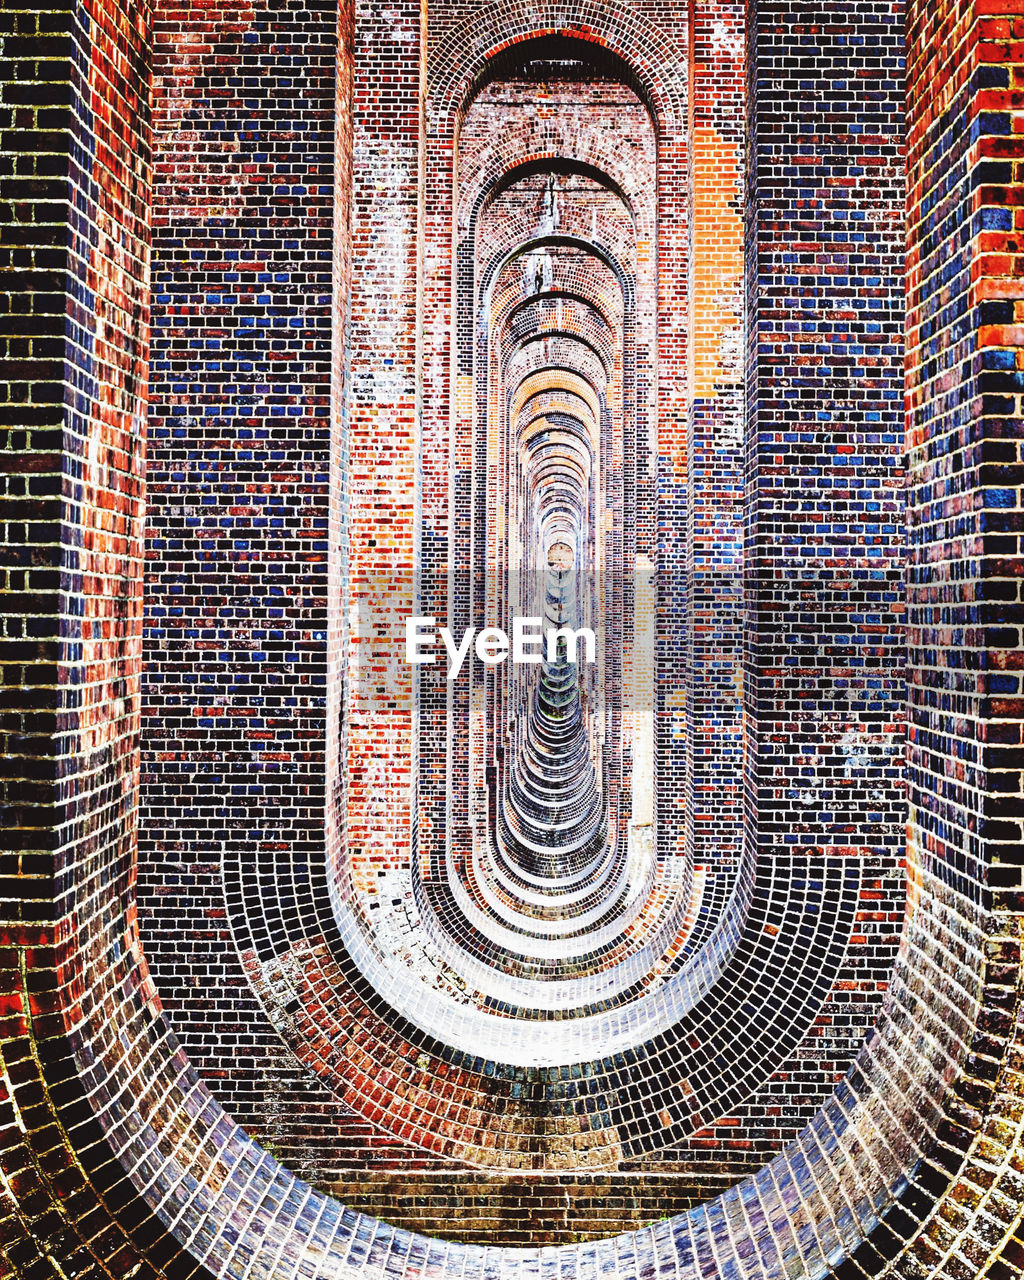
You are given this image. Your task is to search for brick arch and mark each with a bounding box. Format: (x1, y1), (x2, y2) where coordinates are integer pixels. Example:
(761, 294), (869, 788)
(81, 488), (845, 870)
(460, 146), (656, 236)
(427, 2), (687, 134)
(506, 290), (617, 339)
(36, 2), (1018, 1280)
(503, 335), (610, 390)
(469, 158), (640, 231)
(419, 22), (667, 978)
(501, 309), (617, 382)
(480, 235), (636, 315)
(17, 0), (1017, 1275)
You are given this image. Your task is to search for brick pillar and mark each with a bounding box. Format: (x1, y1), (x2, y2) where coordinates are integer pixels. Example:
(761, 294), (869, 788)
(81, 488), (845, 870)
(342, 0), (424, 884)
(906, 0), (1024, 919)
(903, 8), (1024, 1263)
(0, 1), (211, 1273)
(742, 0), (908, 1150)
(686, 0), (746, 878)
(140, 0), (345, 1165)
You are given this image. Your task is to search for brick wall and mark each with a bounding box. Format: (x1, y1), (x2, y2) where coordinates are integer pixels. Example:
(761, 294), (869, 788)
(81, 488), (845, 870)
(901, 0), (1024, 1267)
(132, 0), (910, 1240)
(0, 1), (213, 1274)
(139, 0), (352, 1179)
(740, 0), (909, 1176)
(2, 0), (1024, 1274)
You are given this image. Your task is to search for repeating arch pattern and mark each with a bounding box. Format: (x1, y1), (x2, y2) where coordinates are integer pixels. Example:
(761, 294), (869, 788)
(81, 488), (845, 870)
(3, 0), (1024, 1276)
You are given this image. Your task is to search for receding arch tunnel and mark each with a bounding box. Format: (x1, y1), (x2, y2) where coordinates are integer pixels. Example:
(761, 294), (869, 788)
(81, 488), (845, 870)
(4, 0), (1024, 1276)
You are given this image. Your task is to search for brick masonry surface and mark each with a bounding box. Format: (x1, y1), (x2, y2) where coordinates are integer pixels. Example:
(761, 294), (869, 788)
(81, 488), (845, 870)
(1, 0), (1023, 1275)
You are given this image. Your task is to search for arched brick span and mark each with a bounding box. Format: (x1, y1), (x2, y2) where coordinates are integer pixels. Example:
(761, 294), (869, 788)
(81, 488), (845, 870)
(3, 0), (1024, 1275)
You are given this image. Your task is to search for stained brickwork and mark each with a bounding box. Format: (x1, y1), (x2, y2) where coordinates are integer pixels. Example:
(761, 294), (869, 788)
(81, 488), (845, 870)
(900, 0), (1024, 1267)
(0, 1), (213, 1274)
(741, 0), (909, 1174)
(134, 0), (911, 1233)
(2, 0), (1024, 1275)
(139, 0), (345, 1158)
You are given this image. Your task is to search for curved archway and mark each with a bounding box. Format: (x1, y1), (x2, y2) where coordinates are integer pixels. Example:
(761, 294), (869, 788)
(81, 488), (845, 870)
(9, 0), (1017, 1277)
